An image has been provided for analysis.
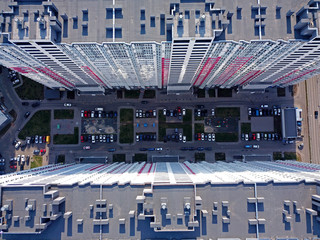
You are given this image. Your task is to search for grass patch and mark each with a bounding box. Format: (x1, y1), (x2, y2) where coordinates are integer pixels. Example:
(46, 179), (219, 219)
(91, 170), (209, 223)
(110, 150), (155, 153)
(67, 91), (75, 99)
(57, 155), (65, 164)
(113, 154), (126, 162)
(31, 156), (43, 169)
(197, 89), (206, 98)
(158, 111), (193, 141)
(120, 109), (134, 144)
(124, 90), (140, 99)
(284, 152), (297, 160)
(183, 109), (192, 123)
(208, 88), (215, 97)
(194, 123), (204, 133)
(215, 132), (238, 142)
(117, 90), (123, 99)
(195, 153), (205, 162)
(241, 123), (251, 134)
(215, 107), (240, 118)
(133, 153), (147, 162)
(215, 152), (226, 161)
(143, 90), (155, 99)
(54, 109), (74, 119)
(15, 76), (44, 100)
(53, 127), (79, 144)
(277, 87), (286, 97)
(195, 115), (205, 121)
(217, 88), (232, 97)
(18, 110), (51, 140)
(273, 152), (283, 160)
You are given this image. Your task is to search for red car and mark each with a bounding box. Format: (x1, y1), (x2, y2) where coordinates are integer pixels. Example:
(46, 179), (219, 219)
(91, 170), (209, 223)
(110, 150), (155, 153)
(84, 111), (88, 118)
(43, 136), (46, 143)
(177, 107), (181, 113)
(40, 149), (46, 154)
(81, 136), (84, 142)
(197, 133), (201, 141)
(252, 133), (256, 140)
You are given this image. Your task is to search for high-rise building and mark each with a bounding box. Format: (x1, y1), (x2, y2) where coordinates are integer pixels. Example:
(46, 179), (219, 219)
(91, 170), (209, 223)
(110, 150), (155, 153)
(1, 0), (320, 94)
(0, 161), (319, 239)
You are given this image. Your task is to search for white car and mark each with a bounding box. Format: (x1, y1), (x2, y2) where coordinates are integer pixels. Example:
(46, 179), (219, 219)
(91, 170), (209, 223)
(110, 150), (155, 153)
(179, 133), (183, 141)
(183, 136), (186, 143)
(212, 108), (215, 116)
(212, 133), (215, 142)
(201, 133), (204, 141)
(92, 137), (95, 144)
(208, 134), (212, 141)
(245, 134), (249, 141)
(110, 134), (114, 143)
(182, 109), (186, 116)
(21, 155), (25, 163)
(64, 103), (72, 107)
(17, 155), (21, 163)
(155, 147), (162, 151)
(248, 108), (252, 116)
(253, 144), (260, 149)
(81, 110), (84, 117)
(136, 135), (139, 142)
(163, 109), (167, 115)
(136, 110), (139, 118)
(83, 146), (91, 150)
(256, 133), (260, 141)
(197, 109), (201, 117)
(260, 104), (268, 108)
(15, 141), (21, 149)
(153, 110), (157, 117)
(91, 111), (95, 118)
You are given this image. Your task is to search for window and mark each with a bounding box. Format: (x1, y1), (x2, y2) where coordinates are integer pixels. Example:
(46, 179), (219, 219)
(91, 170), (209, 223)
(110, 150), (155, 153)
(82, 25), (88, 36)
(82, 10), (88, 21)
(115, 8), (123, 19)
(140, 24), (146, 34)
(115, 28), (122, 38)
(140, 9), (145, 20)
(106, 8), (113, 19)
(106, 28), (113, 38)
(150, 16), (155, 27)
(73, 18), (78, 29)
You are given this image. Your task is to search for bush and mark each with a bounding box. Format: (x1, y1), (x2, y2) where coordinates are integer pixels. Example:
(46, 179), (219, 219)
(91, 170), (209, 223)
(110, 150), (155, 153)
(215, 107), (240, 118)
(124, 90), (140, 99)
(31, 156), (42, 169)
(195, 153), (205, 162)
(143, 90), (155, 99)
(57, 155), (65, 164)
(208, 89), (215, 97)
(119, 109), (134, 144)
(273, 152), (283, 160)
(113, 154), (126, 162)
(241, 123), (251, 134)
(194, 123), (204, 133)
(133, 154), (148, 162)
(215, 133), (238, 142)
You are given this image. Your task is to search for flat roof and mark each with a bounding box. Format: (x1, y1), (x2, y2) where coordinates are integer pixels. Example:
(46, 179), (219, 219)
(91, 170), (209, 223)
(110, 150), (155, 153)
(1, 161), (320, 239)
(282, 108), (298, 138)
(0, 0), (317, 43)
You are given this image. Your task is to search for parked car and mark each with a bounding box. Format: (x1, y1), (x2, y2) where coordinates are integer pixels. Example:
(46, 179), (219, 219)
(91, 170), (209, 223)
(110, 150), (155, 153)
(15, 141), (21, 149)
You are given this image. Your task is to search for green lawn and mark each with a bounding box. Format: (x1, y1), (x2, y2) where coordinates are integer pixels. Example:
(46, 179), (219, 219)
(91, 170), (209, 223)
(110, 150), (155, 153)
(15, 76), (44, 100)
(57, 155), (65, 164)
(194, 123), (204, 133)
(113, 154), (126, 162)
(215, 107), (240, 118)
(183, 109), (192, 123)
(143, 90), (156, 99)
(195, 153), (205, 162)
(284, 152), (297, 160)
(273, 152), (283, 160)
(217, 88), (232, 97)
(158, 111), (193, 141)
(18, 110), (51, 140)
(120, 109), (134, 144)
(124, 90), (140, 99)
(215, 132), (238, 142)
(31, 156), (43, 169)
(208, 88), (215, 97)
(133, 153), (148, 162)
(197, 89), (206, 98)
(54, 109), (74, 119)
(241, 123), (251, 134)
(215, 152), (226, 161)
(53, 127), (79, 144)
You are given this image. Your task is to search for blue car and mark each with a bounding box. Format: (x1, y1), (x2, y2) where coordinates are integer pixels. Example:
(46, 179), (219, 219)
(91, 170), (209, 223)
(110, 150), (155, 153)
(244, 145), (252, 149)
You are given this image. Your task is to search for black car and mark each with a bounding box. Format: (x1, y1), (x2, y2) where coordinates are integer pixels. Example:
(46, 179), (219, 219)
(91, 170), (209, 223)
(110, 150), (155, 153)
(31, 102), (40, 108)
(139, 148), (147, 151)
(31, 136), (35, 143)
(24, 112), (31, 118)
(22, 102), (29, 106)
(141, 101), (148, 104)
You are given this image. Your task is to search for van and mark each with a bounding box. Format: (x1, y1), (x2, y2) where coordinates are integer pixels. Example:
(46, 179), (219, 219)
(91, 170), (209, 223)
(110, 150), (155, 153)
(46, 136), (50, 144)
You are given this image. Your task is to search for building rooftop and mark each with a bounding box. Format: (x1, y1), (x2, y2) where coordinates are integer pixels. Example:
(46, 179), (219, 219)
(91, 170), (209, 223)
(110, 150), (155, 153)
(0, 161), (319, 239)
(0, 0), (319, 44)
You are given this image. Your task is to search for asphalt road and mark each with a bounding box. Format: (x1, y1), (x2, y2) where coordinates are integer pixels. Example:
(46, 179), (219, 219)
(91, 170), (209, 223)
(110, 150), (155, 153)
(0, 69), (299, 172)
